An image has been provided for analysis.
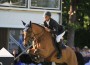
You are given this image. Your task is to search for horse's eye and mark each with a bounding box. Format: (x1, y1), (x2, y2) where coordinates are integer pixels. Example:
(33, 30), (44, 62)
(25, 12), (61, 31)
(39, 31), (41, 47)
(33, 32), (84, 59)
(27, 29), (32, 33)
(26, 29), (29, 32)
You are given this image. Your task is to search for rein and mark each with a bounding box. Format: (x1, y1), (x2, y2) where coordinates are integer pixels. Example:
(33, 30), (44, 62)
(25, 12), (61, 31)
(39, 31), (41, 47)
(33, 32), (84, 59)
(26, 23), (55, 61)
(33, 29), (44, 40)
(28, 25), (45, 43)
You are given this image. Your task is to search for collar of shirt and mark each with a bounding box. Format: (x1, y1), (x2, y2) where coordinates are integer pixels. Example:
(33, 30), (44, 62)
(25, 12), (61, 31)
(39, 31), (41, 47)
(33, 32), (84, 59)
(46, 19), (50, 26)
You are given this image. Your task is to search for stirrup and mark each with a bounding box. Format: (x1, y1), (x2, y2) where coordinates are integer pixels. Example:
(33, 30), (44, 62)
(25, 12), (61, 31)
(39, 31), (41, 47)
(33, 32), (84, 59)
(57, 53), (62, 59)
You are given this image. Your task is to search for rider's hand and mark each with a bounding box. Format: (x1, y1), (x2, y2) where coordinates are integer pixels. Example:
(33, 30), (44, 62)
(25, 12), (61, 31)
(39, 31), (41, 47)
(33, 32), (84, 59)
(44, 27), (50, 32)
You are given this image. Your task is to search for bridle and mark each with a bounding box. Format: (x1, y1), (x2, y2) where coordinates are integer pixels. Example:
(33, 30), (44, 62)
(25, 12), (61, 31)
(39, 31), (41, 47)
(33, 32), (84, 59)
(26, 25), (45, 43)
(25, 25), (45, 62)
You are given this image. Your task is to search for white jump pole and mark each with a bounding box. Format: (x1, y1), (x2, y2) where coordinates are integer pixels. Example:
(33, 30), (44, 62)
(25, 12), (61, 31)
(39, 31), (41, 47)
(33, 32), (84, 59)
(0, 62), (3, 65)
(52, 62), (56, 65)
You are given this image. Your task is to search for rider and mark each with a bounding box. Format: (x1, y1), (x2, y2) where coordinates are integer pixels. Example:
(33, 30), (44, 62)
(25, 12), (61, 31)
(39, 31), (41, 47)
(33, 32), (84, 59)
(43, 11), (65, 59)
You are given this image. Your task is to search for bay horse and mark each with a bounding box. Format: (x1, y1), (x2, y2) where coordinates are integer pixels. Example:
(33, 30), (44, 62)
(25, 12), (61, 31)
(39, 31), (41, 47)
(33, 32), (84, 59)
(23, 21), (78, 65)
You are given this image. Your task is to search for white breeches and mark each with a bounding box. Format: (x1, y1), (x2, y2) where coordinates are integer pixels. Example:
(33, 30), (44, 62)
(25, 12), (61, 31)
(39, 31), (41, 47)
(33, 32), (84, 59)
(56, 31), (65, 42)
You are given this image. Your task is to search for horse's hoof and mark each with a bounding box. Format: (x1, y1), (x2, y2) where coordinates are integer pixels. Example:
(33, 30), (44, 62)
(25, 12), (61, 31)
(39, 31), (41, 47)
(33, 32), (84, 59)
(34, 49), (39, 54)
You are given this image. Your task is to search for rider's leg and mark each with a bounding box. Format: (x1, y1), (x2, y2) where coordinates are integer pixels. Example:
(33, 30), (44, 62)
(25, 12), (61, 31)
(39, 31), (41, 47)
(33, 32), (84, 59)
(55, 31), (65, 59)
(55, 39), (62, 59)
(53, 35), (62, 59)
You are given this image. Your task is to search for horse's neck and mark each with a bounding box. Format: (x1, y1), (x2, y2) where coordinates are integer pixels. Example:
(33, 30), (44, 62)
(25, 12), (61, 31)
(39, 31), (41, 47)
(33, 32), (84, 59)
(44, 32), (54, 47)
(32, 24), (55, 53)
(32, 24), (43, 34)
(40, 31), (55, 54)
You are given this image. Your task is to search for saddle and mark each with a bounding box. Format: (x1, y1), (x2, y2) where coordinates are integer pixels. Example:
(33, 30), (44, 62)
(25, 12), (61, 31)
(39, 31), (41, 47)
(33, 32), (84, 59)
(58, 40), (66, 49)
(57, 43), (66, 49)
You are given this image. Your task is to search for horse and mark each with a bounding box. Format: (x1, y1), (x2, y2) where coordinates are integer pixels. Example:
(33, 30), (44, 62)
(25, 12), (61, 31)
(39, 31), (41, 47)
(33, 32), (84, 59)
(22, 21), (78, 65)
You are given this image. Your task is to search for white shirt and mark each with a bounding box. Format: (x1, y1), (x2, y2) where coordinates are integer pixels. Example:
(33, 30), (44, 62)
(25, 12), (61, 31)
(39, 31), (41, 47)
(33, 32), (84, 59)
(46, 20), (50, 26)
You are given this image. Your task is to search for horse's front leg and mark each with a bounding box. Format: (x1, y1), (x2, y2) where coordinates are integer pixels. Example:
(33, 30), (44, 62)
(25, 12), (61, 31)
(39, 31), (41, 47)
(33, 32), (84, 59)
(34, 48), (49, 58)
(27, 41), (37, 55)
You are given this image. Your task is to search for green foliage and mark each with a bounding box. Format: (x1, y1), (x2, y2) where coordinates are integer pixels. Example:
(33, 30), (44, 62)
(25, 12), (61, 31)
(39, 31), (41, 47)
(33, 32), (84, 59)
(67, 23), (80, 30)
(62, 0), (90, 48)
(62, 0), (90, 30)
(75, 29), (90, 48)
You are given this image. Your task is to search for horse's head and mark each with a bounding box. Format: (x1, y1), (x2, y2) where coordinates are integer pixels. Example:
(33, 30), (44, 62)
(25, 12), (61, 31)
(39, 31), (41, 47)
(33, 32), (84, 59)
(22, 21), (45, 47)
(22, 21), (45, 62)
(22, 21), (34, 46)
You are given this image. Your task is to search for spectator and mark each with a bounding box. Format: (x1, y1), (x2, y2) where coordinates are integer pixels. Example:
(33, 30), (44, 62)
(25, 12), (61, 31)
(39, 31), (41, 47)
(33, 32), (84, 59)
(75, 47), (85, 65)
(81, 46), (89, 57)
(18, 30), (26, 51)
(81, 46), (90, 63)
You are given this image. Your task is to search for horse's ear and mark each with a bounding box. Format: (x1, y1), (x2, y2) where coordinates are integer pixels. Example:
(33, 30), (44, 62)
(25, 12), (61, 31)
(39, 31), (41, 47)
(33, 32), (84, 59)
(29, 21), (32, 27)
(22, 20), (26, 26)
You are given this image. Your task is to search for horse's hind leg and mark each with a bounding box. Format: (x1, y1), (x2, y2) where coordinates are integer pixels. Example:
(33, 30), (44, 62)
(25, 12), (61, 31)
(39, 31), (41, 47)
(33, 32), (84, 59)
(67, 50), (78, 65)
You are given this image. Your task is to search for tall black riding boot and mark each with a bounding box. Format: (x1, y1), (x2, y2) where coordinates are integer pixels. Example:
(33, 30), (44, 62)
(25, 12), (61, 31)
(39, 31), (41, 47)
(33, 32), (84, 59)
(55, 42), (62, 59)
(57, 43), (62, 59)
(53, 34), (62, 59)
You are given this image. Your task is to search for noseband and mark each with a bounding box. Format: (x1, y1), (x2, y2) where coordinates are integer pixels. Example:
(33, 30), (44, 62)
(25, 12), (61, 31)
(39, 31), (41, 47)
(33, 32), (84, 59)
(25, 25), (45, 62)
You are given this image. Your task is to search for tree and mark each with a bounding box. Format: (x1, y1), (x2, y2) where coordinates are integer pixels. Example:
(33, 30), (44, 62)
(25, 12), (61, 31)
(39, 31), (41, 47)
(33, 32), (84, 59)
(62, 0), (90, 48)
(62, 0), (77, 47)
(67, 0), (77, 47)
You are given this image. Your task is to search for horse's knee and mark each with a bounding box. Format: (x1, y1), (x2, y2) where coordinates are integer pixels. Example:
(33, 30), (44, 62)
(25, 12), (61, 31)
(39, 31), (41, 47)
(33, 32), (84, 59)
(34, 49), (40, 55)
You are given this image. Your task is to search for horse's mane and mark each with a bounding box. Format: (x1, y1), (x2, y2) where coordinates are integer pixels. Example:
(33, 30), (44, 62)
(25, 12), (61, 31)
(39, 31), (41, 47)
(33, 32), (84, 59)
(32, 23), (45, 29)
(24, 22), (45, 32)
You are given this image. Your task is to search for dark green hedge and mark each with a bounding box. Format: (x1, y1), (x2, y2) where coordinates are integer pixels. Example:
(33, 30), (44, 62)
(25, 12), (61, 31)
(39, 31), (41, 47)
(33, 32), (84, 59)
(75, 29), (90, 48)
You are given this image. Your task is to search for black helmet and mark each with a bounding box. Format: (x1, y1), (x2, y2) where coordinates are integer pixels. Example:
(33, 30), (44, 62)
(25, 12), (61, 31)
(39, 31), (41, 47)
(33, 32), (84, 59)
(44, 11), (51, 16)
